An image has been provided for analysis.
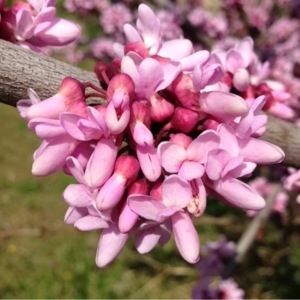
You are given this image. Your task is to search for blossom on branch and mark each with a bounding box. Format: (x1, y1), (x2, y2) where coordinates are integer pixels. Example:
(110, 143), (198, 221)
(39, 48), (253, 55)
(16, 3), (285, 268)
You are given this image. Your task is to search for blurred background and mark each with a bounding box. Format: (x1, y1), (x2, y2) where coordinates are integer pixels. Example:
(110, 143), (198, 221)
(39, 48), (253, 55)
(1, 0), (300, 298)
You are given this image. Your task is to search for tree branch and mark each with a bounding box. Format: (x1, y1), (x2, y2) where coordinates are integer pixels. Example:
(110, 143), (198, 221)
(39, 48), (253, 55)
(1, 39), (300, 167)
(0, 39), (98, 106)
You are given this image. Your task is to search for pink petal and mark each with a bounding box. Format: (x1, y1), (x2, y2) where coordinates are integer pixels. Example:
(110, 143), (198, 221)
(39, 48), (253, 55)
(60, 113), (102, 141)
(239, 138), (285, 164)
(128, 195), (169, 221)
(187, 130), (220, 163)
(96, 223), (129, 268)
(118, 203), (139, 233)
(32, 135), (77, 176)
(172, 211), (200, 263)
(158, 39), (194, 61)
(178, 161), (205, 181)
(75, 216), (109, 231)
(135, 223), (168, 254)
(136, 4), (160, 49)
(64, 207), (88, 224)
(226, 50), (244, 73)
(235, 37), (254, 67)
(161, 175), (193, 208)
(158, 142), (187, 173)
(84, 139), (118, 188)
(62, 184), (93, 207)
(193, 63), (224, 91)
(213, 178), (266, 210)
(26, 94), (66, 119)
(65, 156), (86, 184)
(218, 124), (239, 157)
(106, 94), (130, 135)
(206, 149), (231, 181)
(179, 50), (210, 71)
(131, 122), (154, 146)
(200, 91), (249, 122)
(35, 18), (81, 46)
(96, 174), (126, 210)
(136, 144), (161, 182)
(233, 68), (250, 91)
(28, 118), (65, 138)
(123, 23), (142, 43)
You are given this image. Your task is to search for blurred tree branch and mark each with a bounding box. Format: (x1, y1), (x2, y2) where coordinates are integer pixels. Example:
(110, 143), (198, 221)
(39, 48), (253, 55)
(0, 39), (300, 167)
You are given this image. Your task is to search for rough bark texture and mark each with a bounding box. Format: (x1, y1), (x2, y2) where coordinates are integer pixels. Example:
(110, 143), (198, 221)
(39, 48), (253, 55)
(0, 39), (98, 106)
(1, 39), (300, 167)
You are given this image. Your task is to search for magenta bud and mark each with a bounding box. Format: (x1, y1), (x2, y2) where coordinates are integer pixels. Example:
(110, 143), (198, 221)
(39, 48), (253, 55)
(170, 107), (199, 133)
(106, 74), (135, 102)
(150, 93), (174, 123)
(169, 133), (192, 149)
(171, 73), (200, 111)
(115, 155), (140, 186)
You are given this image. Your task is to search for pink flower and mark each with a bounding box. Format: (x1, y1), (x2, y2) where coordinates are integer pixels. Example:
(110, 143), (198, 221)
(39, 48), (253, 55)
(25, 77), (87, 120)
(158, 130), (219, 181)
(128, 175), (200, 263)
(6, 0), (82, 51)
(96, 155), (140, 210)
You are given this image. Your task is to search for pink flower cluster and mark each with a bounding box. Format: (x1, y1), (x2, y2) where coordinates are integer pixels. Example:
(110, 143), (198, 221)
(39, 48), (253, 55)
(17, 4), (284, 267)
(0, 0), (81, 53)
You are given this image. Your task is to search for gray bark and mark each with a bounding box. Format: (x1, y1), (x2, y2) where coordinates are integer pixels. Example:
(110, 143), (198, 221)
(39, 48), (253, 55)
(0, 39), (98, 106)
(0, 39), (300, 168)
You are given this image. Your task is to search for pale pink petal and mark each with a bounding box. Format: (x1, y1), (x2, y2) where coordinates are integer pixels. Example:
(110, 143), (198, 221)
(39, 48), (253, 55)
(136, 144), (161, 182)
(65, 156), (86, 185)
(158, 39), (193, 61)
(84, 139), (118, 188)
(187, 130), (220, 163)
(96, 223), (129, 268)
(131, 122), (154, 146)
(35, 18), (81, 46)
(235, 37), (254, 67)
(226, 50), (244, 73)
(233, 68), (250, 91)
(224, 161), (256, 178)
(28, 118), (65, 138)
(106, 94), (130, 135)
(178, 161), (205, 181)
(200, 91), (249, 122)
(118, 203), (139, 233)
(32, 135), (77, 176)
(135, 223), (167, 254)
(193, 63), (224, 91)
(123, 23), (142, 43)
(64, 207), (88, 224)
(239, 138), (285, 164)
(179, 50), (210, 71)
(161, 175), (193, 208)
(15, 9), (34, 40)
(26, 94), (66, 119)
(96, 174), (126, 210)
(136, 4), (160, 49)
(158, 142), (187, 173)
(213, 178), (266, 210)
(206, 149), (231, 181)
(172, 211), (200, 263)
(218, 124), (239, 157)
(62, 184), (93, 207)
(75, 216), (109, 231)
(60, 113), (102, 141)
(128, 195), (170, 221)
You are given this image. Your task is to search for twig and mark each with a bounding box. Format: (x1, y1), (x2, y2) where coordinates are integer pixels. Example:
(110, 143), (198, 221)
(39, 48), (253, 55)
(235, 184), (282, 262)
